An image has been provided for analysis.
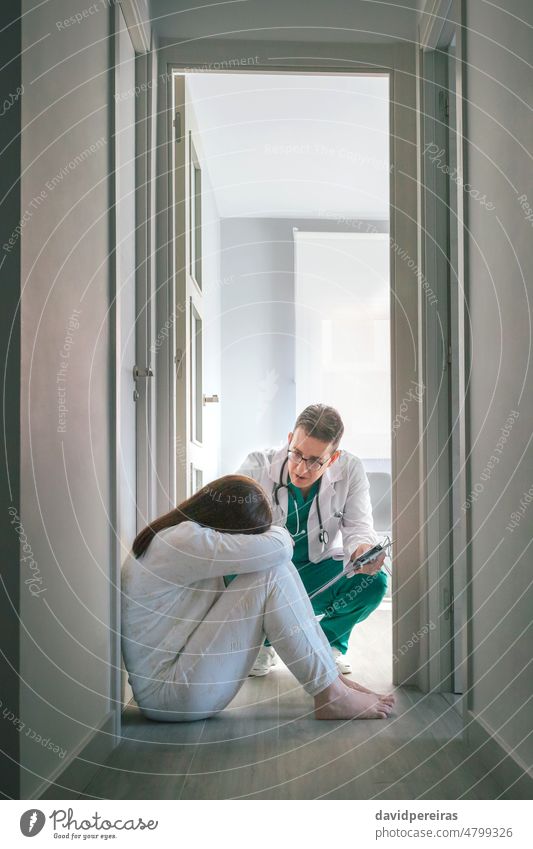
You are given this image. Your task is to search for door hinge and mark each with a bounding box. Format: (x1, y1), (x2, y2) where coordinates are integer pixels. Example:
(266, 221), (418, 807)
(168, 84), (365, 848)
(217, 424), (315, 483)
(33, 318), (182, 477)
(175, 348), (184, 379)
(173, 111), (182, 143)
(443, 587), (452, 620)
(132, 366), (153, 401)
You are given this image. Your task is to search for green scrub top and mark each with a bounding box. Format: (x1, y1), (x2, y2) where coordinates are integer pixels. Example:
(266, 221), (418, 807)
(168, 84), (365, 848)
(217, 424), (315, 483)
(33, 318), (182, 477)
(285, 477), (320, 567)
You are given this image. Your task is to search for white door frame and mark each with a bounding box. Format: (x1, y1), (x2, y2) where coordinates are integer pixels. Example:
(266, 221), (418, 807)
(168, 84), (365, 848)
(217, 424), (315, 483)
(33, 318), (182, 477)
(111, 3), (133, 739)
(153, 41), (424, 687)
(418, 0), (470, 698)
(135, 45), (158, 529)
(111, 4), (153, 730)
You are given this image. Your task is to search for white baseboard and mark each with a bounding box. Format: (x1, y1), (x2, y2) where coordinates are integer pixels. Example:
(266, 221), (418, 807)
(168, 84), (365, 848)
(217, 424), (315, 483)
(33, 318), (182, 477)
(34, 710), (118, 800)
(466, 709), (533, 799)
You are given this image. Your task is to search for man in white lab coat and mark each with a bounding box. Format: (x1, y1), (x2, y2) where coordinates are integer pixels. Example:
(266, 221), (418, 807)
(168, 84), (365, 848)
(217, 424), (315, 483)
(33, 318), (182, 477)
(236, 403), (388, 676)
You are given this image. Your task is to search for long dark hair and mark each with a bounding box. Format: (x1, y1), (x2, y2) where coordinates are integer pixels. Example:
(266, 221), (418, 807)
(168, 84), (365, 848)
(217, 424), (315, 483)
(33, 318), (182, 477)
(132, 475), (272, 558)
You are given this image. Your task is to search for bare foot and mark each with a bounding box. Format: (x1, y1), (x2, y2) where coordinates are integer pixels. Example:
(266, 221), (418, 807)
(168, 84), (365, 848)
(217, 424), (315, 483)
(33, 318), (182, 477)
(340, 674), (396, 704)
(314, 677), (394, 720)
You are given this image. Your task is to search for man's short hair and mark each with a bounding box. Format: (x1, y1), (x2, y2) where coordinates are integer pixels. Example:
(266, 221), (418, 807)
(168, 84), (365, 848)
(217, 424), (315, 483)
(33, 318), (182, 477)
(293, 404), (344, 448)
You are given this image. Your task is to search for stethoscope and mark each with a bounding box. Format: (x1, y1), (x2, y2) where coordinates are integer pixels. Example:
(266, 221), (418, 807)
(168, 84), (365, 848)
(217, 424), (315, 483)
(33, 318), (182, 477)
(272, 455), (334, 547)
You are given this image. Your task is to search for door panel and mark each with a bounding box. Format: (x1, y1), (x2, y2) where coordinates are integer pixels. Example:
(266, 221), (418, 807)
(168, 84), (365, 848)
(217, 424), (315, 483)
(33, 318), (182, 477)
(115, 7), (138, 710)
(173, 75), (205, 501)
(446, 39), (467, 695)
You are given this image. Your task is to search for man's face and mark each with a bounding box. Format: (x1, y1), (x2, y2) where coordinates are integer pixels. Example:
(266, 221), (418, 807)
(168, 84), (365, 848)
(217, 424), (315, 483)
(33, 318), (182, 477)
(286, 426), (340, 489)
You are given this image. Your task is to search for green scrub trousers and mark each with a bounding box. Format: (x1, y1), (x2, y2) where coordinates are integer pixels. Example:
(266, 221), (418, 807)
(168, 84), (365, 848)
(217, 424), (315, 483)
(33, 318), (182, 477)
(272, 478), (388, 655)
(295, 556), (388, 654)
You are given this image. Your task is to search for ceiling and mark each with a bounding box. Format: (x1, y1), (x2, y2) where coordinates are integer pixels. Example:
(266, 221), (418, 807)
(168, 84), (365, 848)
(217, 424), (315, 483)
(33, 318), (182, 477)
(186, 72), (390, 219)
(149, 0), (423, 43)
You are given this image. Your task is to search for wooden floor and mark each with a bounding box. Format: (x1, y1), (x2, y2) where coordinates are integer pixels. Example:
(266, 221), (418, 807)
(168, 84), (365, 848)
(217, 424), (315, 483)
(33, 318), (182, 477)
(75, 610), (508, 800)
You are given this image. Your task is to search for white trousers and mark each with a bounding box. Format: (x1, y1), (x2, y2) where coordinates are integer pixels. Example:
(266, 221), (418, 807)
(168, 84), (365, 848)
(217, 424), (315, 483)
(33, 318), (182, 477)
(140, 561), (339, 721)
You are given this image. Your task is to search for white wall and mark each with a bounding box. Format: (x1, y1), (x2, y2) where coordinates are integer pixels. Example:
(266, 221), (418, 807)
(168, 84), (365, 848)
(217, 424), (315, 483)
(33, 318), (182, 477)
(294, 232), (391, 460)
(220, 218), (296, 473)
(463, 0), (533, 770)
(220, 218), (389, 473)
(184, 73), (390, 219)
(20, 0), (115, 798)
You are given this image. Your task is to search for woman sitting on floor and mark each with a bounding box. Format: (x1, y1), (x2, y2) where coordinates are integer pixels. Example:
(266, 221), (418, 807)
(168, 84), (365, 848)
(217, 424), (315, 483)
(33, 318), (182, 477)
(121, 475), (395, 722)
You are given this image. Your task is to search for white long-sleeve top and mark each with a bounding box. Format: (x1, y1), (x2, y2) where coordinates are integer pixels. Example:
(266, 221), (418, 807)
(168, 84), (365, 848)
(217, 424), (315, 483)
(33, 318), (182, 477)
(121, 522), (293, 702)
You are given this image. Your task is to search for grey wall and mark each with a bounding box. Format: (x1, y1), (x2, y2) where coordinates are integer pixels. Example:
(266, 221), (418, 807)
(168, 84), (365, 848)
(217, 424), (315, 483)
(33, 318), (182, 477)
(149, 0), (422, 43)
(220, 218), (388, 473)
(220, 218), (296, 473)
(20, 0), (115, 798)
(1, 0), (22, 800)
(464, 0), (533, 768)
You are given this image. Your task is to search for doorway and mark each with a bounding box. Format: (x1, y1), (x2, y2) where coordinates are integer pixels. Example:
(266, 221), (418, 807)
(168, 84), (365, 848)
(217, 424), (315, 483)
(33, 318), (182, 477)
(154, 46), (422, 689)
(168, 69), (397, 679)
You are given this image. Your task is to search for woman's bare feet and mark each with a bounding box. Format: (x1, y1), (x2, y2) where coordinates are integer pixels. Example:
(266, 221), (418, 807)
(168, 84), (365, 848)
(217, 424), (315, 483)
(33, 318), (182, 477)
(340, 674), (396, 705)
(314, 676), (394, 720)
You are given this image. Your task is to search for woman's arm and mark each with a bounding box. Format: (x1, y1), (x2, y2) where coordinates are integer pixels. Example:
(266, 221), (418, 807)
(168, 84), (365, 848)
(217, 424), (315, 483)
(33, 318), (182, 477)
(151, 521), (294, 582)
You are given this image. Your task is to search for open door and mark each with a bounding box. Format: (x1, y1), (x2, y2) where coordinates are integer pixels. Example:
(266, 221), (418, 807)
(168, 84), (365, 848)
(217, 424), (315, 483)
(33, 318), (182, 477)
(173, 75), (206, 502)
(115, 5), (139, 711)
(445, 35), (467, 695)
(419, 0), (468, 697)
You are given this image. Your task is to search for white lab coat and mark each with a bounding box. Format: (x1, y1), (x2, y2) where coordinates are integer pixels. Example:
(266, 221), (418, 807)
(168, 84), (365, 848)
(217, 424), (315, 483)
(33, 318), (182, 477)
(236, 444), (379, 566)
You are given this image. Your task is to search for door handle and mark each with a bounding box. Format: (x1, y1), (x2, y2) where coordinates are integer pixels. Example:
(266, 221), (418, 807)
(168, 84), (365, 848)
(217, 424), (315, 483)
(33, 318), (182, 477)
(133, 366), (154, 380)
(203, 394), (219, 405)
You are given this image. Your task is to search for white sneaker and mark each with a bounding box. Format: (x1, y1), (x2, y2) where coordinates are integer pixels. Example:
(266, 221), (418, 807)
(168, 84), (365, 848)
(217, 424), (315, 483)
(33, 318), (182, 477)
(332, 647), (352, 674)
(249, 646), (277, 677)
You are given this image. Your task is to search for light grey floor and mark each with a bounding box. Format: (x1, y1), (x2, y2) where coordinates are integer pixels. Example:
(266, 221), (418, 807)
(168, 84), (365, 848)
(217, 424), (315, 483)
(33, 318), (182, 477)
(75, 610), (508, 800)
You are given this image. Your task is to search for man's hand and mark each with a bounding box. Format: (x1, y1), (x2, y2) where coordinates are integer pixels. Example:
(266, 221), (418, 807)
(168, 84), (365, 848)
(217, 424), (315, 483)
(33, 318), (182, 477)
(349, 543), (386, 576)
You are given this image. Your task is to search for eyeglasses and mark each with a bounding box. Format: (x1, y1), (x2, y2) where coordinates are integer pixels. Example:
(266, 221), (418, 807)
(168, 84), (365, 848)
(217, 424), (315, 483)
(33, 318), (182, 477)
(288, 448), (332, 473)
